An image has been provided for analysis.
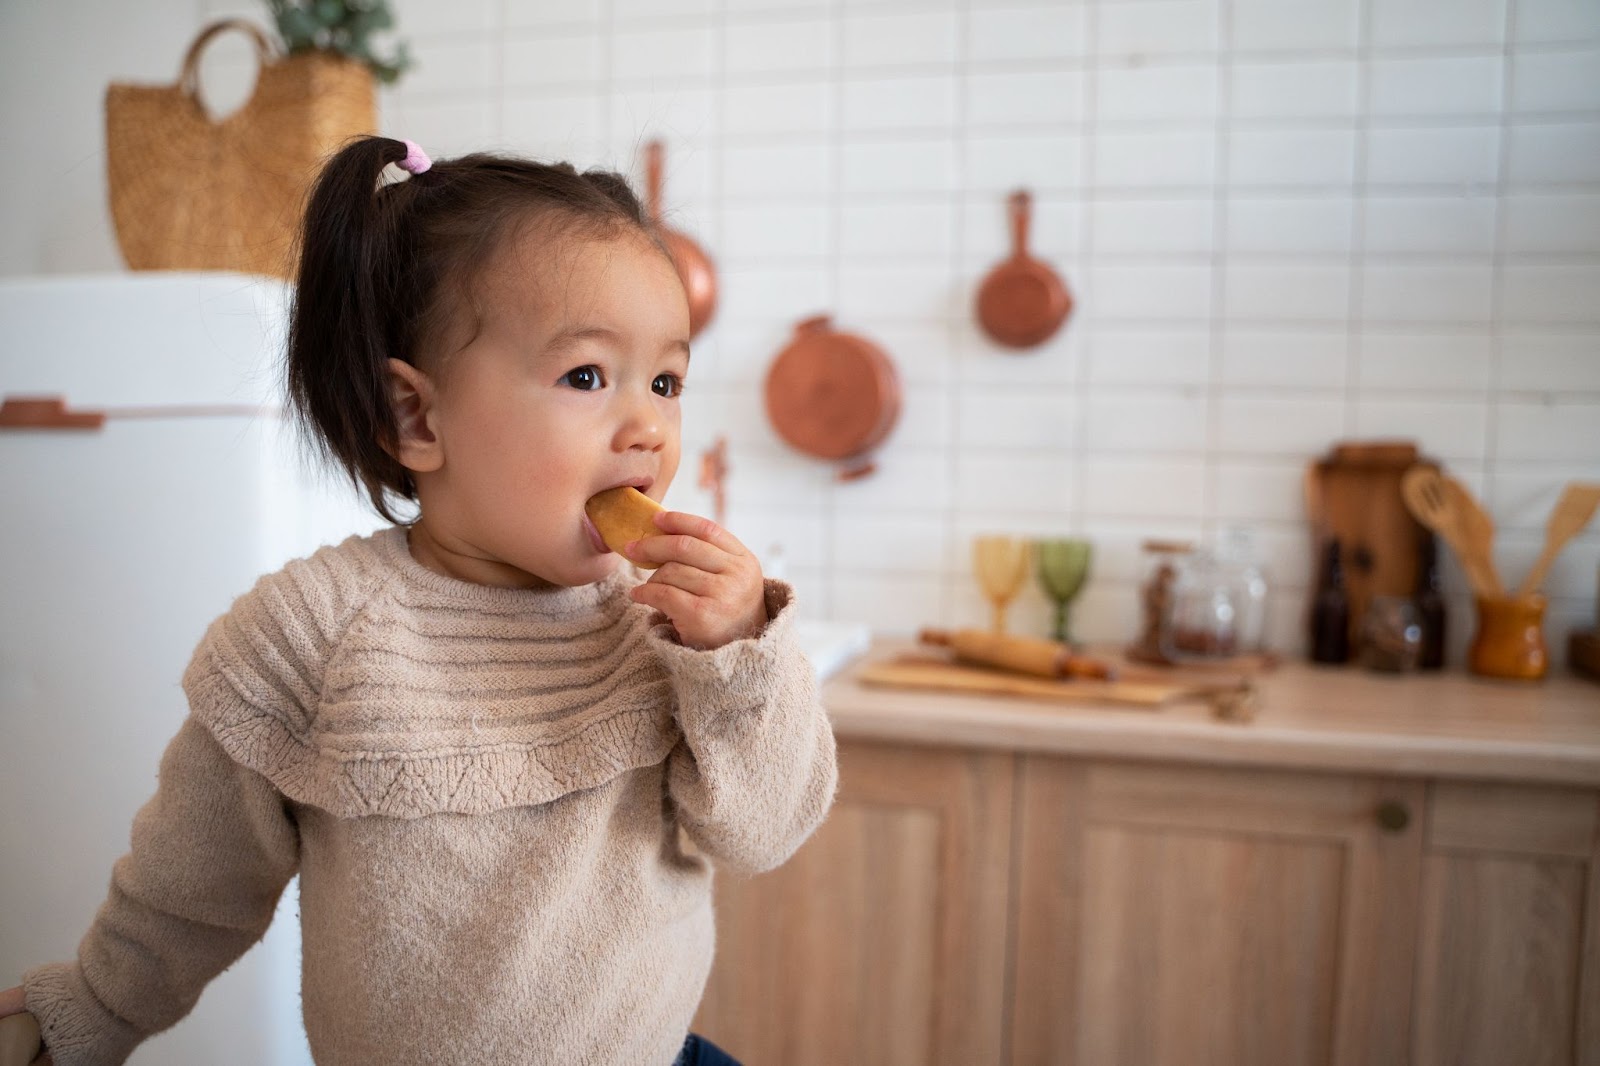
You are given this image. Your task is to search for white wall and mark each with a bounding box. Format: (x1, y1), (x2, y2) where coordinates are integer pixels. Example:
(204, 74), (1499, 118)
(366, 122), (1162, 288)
(4, 0), (1599, 657)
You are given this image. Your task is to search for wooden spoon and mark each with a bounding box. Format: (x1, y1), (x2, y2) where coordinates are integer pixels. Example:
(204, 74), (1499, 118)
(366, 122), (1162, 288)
(1518, 482), (1600, 597)
(1401, 466), (1502, 598)
(1442, 475), (1505, 597)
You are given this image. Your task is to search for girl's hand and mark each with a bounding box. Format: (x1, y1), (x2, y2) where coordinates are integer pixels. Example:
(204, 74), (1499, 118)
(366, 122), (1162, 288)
(0, 985), (49, 1066)
(625, 511), (768, 651)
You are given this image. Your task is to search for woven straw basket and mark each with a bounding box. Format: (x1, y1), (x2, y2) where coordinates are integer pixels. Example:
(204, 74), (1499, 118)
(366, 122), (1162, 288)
(105, 19), (376, 280)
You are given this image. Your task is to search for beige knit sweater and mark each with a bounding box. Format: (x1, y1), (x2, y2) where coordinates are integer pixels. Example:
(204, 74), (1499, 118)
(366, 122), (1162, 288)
(22, 527), (838, 1066)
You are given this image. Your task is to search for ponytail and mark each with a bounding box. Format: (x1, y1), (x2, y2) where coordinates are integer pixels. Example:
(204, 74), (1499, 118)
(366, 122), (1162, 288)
(287, 135), (418, 523)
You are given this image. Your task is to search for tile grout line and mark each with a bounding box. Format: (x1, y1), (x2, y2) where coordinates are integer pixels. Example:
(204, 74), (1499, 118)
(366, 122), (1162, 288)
(1071, 1), (1099, 536)
(601, 0), (614, 150)
(1485, 0), (1521, 514)
(819, 0), (844, 621)
(944, 0), (972, 628)
(1202, 0), (1233, 543)
(493, 0), (506, 144)
(710, 0), (726, 386)
(1346, 0), (1375, 436)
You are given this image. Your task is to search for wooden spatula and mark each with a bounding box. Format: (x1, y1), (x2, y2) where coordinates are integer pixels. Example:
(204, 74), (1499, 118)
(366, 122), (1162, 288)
(1518, 482), (1600, 597)
(1401, 466), (1503, 598)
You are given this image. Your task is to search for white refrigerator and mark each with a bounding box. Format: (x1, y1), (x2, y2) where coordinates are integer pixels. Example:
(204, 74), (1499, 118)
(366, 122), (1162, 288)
(0, 273), (384, 1065)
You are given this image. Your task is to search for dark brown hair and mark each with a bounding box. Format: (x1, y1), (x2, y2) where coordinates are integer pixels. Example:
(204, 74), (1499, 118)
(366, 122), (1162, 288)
(286, 135), (659, 523)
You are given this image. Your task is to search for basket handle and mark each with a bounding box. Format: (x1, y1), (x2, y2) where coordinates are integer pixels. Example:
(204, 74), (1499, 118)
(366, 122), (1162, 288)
(177, 19), (278, 100)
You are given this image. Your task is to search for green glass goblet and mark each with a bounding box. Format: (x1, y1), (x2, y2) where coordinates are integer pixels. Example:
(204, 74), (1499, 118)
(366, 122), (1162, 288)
(1037, 538), (1092, 645)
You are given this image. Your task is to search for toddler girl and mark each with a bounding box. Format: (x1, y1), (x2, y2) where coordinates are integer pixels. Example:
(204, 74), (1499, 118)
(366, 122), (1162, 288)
(0, 135), (837, 1066)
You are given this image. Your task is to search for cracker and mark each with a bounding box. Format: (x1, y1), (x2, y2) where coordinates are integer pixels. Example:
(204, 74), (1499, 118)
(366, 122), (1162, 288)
(585, 486), (665, 569)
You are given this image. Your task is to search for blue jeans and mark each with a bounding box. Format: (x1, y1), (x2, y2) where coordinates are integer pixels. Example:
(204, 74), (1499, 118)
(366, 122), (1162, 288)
(673, 1032), (741, 1066)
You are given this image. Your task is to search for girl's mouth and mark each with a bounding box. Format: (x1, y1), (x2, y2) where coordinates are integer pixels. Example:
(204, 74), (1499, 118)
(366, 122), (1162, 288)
(582, 512), (610, 555)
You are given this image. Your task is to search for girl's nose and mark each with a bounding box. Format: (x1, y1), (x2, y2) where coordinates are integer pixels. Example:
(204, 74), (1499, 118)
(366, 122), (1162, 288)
(613, 388), (664, 452)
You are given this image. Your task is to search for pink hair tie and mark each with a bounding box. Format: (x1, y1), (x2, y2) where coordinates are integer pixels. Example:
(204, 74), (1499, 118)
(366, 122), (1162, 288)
(398, 139), (432, 175)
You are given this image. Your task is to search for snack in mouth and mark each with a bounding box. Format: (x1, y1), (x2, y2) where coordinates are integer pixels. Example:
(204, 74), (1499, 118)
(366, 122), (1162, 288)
(584, 486), (665, 568)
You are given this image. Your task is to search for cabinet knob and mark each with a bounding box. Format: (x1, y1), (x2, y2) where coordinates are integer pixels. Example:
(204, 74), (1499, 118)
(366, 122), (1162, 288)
(1375, 800), (1410, 833)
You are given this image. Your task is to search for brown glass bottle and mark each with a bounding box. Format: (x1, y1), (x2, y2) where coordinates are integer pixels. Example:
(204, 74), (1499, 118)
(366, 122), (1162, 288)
(1310, 537), (1350, 664)
(1415, 534), (1446, 670)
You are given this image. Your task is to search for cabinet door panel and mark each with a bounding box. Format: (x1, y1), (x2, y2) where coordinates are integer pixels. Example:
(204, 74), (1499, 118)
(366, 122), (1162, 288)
(1013, 759), (1423, 1066)
(1414, 782), (1600, 1066)
(1078, 827), (1345, 1065)
(697, 740), (1013, 1066)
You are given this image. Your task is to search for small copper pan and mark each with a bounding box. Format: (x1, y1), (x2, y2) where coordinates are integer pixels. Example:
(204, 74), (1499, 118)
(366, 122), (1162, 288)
(764, 315), (902, 481)
(975, 189), (1072, 350)
(644, 140), (717, 339)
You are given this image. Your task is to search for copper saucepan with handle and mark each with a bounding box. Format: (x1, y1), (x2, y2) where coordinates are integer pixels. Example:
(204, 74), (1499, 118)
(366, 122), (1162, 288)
(975, 189), (1072, 350)
(643, 140), (717, 339)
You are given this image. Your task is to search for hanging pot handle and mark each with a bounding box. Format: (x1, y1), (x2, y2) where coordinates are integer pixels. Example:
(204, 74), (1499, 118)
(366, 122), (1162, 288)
(794, 314), (832, 338)
(177, 19), (278, 108)
(644, 139), (666, 222)
(838, 458), (877, 482)
(1008, 189), (1033, 260)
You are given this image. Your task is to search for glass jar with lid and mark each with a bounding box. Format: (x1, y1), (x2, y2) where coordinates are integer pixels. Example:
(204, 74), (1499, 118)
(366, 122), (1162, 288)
(1128, 540), (1193, 664)
(1215, 526), (1269, 654)
(1163, 549), (1240, 661)
(1160, 529), (1271, 663)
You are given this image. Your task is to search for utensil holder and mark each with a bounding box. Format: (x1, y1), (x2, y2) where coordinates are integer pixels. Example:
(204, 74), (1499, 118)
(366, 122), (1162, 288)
(1468, 594), (1548, 681)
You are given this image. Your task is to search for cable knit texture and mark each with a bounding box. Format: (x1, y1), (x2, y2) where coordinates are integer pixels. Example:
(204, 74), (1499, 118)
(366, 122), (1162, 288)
(22, 527), (838, 1066)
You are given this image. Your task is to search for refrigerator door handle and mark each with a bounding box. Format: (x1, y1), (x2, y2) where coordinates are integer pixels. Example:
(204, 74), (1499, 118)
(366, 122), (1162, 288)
(0, 395), (105, 430)
(1, 395), (276, 431)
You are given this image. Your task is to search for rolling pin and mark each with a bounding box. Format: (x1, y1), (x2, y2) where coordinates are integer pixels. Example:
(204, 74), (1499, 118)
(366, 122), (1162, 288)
(0, 1012), (41, 1066)
(918, 628), (1115, 681)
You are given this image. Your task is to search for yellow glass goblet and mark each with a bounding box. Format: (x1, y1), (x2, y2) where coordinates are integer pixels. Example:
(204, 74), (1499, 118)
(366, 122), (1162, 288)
(973, 535), (1032, 634)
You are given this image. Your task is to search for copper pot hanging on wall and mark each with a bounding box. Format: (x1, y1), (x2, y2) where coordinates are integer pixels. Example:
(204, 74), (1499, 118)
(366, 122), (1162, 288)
(975, 189), (1072, 350)
(764, 315), (902, 481)
(643, 140), (718, 339)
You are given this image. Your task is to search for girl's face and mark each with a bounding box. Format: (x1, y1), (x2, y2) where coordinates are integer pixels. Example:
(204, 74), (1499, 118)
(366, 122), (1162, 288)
(402, 224), (691, 589)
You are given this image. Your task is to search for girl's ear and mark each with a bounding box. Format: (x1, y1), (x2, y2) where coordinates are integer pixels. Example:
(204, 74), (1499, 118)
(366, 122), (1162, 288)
(386, 358), (444, 473)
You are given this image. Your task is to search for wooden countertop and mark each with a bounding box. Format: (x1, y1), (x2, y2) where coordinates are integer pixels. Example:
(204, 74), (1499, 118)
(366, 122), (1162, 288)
(822, 638), (1600, 787)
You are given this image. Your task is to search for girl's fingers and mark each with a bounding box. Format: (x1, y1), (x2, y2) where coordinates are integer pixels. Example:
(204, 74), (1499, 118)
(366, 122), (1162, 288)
(651, 510), (749, 557)
(625, 530), (728, 573)
(643, 561), (715, 598)
(630, 577), (699, 619)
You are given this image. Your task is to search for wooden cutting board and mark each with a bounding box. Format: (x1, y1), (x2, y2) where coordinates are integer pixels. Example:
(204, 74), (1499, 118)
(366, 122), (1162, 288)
(1305, 439), (1437, 646)
(856, 655), (1237, 709)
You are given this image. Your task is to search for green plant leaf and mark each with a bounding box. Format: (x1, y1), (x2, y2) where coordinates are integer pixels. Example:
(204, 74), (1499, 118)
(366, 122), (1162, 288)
(278, 8), (321, 47)
(261, 0), (411, 84)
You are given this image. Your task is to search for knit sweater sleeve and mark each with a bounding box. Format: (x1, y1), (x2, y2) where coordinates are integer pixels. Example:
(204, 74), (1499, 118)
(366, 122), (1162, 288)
(21, 718), (300, 1066)
(645, 579), (839, 876)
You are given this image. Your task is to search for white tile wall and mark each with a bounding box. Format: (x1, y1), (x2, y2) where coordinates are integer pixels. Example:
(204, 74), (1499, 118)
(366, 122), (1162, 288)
(251, 0), (1600, 658)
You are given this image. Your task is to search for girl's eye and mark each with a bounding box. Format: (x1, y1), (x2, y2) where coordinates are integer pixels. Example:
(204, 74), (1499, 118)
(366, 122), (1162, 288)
(561, 366), (603, 391)
(653, 373), (684, 398)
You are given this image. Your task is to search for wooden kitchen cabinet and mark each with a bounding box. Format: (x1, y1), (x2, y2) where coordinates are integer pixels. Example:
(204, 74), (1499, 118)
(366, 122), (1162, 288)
(694, 740), (1015, 1066)
(1412, 782), (1600, 1066)
(695, 656), (1600, 1066)
(1012, 758), (1424, 1066)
